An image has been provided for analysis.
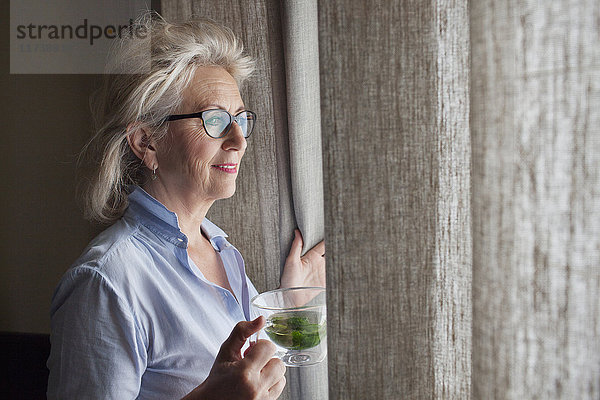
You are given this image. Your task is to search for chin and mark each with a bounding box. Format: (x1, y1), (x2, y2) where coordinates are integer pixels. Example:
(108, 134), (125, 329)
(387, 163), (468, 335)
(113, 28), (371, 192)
(215, 184), (237, 200)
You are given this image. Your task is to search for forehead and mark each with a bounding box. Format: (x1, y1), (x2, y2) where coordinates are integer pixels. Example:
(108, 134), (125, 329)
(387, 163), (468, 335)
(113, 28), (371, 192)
(181, 66), (244, 112)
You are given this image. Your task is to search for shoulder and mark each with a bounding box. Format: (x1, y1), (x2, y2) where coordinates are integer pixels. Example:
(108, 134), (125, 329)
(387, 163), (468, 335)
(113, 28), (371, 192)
(73, 218), (157, 276)
(54, 218), (159, 305)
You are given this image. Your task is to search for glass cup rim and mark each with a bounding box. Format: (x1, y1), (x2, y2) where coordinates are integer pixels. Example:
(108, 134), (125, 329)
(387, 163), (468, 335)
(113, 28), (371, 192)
(250, 286), (326, 311)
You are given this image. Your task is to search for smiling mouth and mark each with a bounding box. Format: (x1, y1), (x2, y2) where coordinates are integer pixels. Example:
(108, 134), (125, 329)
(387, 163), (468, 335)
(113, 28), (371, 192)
(212, 163), (238, 174)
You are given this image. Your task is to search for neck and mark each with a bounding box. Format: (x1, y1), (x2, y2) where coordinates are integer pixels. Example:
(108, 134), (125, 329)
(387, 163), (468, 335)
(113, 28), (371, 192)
(142, 180), (214, 246)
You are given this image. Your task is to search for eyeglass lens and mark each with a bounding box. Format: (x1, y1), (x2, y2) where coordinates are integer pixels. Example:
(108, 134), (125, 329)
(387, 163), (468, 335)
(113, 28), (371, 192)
(203, 110), (254, 138)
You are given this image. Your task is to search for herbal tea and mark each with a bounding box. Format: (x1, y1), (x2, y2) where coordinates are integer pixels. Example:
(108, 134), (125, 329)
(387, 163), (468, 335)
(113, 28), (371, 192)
(251, 287), (327, 366)
(265, 311), (326, 350)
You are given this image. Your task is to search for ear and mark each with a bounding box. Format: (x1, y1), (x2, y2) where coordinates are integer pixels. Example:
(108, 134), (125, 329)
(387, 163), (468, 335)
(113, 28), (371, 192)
(126, 122), (158, 170)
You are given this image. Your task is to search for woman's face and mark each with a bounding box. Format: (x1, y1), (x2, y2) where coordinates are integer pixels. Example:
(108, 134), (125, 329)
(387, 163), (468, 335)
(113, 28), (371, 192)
(157, 66), (248, 205)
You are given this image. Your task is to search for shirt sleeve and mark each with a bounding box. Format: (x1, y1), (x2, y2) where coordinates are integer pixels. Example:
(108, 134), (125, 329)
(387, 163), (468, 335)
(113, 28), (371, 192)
(47, 266), (147, 399)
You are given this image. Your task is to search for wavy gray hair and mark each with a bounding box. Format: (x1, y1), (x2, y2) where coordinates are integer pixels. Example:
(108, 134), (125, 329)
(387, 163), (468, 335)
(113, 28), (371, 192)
(80, 13), (255, 224)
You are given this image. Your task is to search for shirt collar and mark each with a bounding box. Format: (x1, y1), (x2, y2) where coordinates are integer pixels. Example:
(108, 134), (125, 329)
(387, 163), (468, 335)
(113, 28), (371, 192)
(125, 186), (229, 251)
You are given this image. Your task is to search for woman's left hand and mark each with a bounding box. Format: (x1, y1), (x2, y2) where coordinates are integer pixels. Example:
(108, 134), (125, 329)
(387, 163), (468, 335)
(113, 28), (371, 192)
(280, 229), (326, 289)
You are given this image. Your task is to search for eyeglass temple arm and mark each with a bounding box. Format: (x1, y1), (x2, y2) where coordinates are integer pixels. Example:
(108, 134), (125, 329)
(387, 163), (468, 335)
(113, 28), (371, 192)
(164, 112), (203, 122)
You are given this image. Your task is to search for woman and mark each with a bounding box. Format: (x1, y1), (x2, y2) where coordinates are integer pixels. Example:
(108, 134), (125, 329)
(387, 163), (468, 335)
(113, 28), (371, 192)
(47, 15), (325, 399)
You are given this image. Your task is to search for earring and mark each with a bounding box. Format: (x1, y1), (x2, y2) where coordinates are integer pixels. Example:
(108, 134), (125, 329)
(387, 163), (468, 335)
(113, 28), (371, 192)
(151, 165), (158, 180)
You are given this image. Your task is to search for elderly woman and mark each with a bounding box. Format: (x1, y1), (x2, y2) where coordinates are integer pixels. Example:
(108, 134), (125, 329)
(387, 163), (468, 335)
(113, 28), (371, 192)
(47, 15), (325, 400)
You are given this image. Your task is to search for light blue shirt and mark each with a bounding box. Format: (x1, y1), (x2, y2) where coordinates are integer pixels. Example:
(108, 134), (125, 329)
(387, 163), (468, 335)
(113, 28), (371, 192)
(47, 186), (259, 399)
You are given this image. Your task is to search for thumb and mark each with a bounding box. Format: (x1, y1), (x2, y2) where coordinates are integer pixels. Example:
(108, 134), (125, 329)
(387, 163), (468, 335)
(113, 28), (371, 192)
(287, 229), (303, 260)
(216, 316), (265, 362)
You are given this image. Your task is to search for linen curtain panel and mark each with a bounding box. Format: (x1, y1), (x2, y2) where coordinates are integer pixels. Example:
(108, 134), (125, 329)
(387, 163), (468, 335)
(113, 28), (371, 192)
(471, 1), (600, 398)
(161, 0), (600, 399)
(319, 1), (472, 398)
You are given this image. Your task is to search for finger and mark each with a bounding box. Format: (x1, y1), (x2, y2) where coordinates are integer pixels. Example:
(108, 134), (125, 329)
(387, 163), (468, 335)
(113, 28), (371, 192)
(243, 340), (256, 358)
(261, 357), (286, 385)
(286, 229), (303, 260)
(242, 339), (277, 369)
(268, 376), (287, 399)
(216, 316), (265, 362)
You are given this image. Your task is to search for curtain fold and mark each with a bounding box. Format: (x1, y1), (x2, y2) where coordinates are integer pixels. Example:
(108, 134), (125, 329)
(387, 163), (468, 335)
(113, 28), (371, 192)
(318, 1), (471, 398)
(471, 1), (600, 398)
(281, 1), (329, 399)
(282, 0), (324, 255)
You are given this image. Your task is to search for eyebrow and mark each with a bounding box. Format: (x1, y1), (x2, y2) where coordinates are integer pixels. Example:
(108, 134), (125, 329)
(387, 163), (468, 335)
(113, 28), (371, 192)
(193, 103), (246, 113)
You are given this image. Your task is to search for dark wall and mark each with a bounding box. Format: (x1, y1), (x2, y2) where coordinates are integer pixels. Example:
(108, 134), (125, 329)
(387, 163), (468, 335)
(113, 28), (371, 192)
(0, 1), (102, 333)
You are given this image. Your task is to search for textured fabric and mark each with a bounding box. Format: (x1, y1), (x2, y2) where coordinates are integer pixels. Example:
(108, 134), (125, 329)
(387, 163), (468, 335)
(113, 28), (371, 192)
(471, 1), (600, 398)
(318, 1), (471, 399)
(280, 2), (329, 399)
(282, 0), (324, 255)
(47, 187), (259, 399)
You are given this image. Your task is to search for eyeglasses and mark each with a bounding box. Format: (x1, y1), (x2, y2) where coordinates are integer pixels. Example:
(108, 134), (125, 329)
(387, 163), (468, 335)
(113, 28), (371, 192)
(165, 109), (256, 139)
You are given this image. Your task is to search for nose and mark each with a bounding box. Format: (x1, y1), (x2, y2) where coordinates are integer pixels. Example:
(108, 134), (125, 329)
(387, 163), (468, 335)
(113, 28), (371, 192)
(222, 121), (247, 152)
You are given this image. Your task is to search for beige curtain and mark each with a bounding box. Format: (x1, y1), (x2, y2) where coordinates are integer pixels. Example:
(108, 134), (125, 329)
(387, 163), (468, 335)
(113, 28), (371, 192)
(161, 0), (600, 399)
(471, 0), (600, 398)
(282, 0), (324, 255)
(318, 1), (472, 398)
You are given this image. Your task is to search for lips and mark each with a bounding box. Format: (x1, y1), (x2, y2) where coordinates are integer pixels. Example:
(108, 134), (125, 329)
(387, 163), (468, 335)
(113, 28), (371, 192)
(212, 163), (238, 174)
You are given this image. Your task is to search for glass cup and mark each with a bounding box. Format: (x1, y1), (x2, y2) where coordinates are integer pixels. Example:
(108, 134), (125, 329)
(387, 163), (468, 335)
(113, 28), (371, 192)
(250, 287), (327, 367)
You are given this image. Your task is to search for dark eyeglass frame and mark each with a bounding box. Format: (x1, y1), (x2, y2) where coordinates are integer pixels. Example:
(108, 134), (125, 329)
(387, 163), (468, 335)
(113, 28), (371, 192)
(165, 109), (257, 139)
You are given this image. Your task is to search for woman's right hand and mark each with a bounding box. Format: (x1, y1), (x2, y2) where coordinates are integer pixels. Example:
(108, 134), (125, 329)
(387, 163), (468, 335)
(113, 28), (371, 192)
(183, 316), (286, 400)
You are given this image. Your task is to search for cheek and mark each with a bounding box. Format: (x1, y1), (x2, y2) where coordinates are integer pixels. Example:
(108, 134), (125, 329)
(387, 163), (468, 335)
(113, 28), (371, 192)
(188, 157), (211, 176)
(238, 147), (247, 161)
(162, 127), (222, 179)
(181, 140), (218, 174)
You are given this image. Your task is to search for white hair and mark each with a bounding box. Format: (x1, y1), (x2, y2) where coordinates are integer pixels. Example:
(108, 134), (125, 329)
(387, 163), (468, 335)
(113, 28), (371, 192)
(80, 12), (255, 224)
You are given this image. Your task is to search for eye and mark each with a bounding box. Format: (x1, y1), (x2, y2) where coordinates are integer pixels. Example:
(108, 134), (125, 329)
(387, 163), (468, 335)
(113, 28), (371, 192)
(204, 117), (222, 127)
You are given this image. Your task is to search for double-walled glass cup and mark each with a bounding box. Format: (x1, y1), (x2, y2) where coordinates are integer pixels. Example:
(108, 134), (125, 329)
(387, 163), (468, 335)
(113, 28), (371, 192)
(250, 287), (327, 367)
